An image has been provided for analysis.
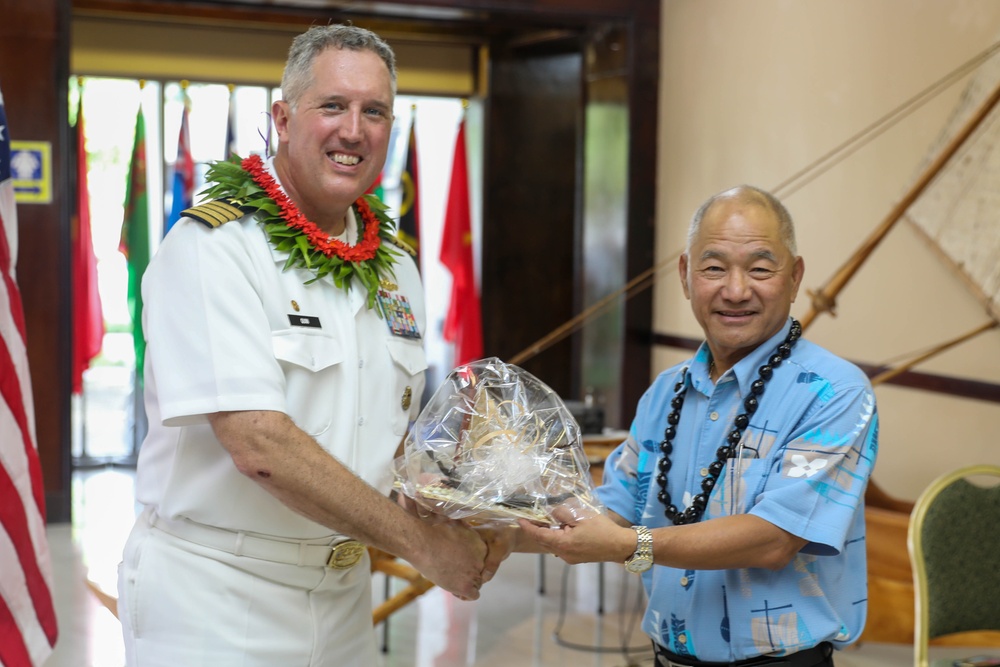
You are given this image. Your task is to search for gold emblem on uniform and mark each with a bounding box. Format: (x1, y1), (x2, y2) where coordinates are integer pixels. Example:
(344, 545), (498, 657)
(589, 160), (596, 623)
(401, 386), (413, 411)
(326, 540), (365, 569)
(291, 300), (300, 312)
(379, 278), (398, 291)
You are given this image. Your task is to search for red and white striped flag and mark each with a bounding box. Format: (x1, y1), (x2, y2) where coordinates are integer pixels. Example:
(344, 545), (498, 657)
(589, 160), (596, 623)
(0, 83), (59, 666)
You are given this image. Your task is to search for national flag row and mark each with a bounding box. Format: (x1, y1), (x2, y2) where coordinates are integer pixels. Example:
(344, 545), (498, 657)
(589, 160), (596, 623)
(78, 85), (484, 393)
(74, 80), (290, 398)
(0, 77), (254, 667)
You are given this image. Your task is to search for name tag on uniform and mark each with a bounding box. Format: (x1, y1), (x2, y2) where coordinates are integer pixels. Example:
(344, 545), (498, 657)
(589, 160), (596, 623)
(376, 288), (421, 340)
(288, 314), (321, 328)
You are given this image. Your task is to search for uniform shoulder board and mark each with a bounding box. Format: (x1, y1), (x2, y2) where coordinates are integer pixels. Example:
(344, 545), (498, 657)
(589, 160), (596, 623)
(386, 234), (417, 257)
(182, 198), (252, 229)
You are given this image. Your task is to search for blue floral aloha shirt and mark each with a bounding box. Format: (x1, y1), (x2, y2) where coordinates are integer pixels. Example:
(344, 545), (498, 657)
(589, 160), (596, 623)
(597, 318), (878, 662)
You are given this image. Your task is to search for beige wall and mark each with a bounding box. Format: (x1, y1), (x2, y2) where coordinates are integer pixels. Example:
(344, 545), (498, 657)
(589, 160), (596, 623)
(655, 0), (1000, 501)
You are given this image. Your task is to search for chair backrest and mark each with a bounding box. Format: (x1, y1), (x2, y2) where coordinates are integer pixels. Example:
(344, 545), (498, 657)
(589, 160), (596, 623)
(907, 464), (1000, 667)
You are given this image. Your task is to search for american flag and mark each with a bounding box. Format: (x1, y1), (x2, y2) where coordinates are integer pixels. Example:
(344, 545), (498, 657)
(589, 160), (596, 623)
(0, 84), (58, 665)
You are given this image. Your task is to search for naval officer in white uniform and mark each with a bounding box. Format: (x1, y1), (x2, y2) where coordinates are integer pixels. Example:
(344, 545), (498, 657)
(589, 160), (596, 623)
(118, 24), (495, 667)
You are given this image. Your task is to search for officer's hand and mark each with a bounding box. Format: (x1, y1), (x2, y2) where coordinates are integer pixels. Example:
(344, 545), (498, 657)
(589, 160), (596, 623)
(409, 521), (487, 601)
(475, 525), (517, 584)
(395, 489), (451, 525)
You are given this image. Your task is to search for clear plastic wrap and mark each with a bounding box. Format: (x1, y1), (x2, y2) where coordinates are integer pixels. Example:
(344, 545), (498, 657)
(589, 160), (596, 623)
(394, 357), (603, 526)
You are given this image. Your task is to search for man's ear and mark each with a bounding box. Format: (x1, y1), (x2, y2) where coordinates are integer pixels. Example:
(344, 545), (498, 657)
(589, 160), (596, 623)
(679, 254), (691, 300)
(271, 100), (291, 140)
(790, 256), (805, 303)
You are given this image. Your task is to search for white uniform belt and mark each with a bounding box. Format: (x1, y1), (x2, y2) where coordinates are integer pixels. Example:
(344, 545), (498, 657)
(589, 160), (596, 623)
(149, 511), (366, 569)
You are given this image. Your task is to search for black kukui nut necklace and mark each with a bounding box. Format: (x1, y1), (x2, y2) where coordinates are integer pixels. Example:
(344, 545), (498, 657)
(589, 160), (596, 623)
(656, 319), (802, 525)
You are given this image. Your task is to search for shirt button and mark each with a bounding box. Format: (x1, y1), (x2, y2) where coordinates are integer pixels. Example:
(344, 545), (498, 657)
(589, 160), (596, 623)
(709, 411), (719, 421)
(357, 417), (365, 426)
(358, 359), (365, 368)
(700, 468), (709, 477)
(678, 635), (688, 644)
(680, 575), (689, 586)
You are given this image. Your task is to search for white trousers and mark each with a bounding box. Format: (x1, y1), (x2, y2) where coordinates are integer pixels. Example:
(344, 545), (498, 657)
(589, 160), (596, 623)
(118, 510), (377, 666)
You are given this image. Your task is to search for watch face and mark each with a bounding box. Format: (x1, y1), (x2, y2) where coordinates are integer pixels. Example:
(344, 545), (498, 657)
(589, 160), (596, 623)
(625, 558), (651, 574)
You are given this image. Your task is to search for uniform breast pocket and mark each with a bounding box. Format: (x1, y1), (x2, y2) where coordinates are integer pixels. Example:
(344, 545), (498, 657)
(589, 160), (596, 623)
(272, 331), (344, 436)
(385, 338), (428, 435)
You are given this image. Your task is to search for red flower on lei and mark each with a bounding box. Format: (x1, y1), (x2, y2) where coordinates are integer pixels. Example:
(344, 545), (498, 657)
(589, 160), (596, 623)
(242, 153), (381, 262)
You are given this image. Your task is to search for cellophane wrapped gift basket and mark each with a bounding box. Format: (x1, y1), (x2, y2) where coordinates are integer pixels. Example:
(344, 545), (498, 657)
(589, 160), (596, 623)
(394, 357), (603, 526)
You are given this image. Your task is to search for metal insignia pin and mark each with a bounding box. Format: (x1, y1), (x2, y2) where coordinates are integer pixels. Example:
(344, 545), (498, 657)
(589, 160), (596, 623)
(380, 278), (398, 291)
(291, 300), (300, 312)
(401, 386), (412, 411)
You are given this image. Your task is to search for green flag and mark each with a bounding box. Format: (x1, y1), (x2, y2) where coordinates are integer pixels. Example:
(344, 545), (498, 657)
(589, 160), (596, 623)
(119, 103), (150, 386)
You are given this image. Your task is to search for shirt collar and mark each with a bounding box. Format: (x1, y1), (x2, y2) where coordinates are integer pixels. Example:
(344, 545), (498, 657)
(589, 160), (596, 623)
(691, 318), (796, 396)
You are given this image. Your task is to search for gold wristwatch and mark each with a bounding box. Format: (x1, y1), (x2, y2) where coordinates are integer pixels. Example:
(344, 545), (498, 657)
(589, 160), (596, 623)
(624, 525), (653, 574)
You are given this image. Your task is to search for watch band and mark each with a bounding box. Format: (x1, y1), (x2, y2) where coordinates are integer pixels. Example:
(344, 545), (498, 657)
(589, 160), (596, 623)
(625, 525), (653, 573)
(633, 525), (652, 558)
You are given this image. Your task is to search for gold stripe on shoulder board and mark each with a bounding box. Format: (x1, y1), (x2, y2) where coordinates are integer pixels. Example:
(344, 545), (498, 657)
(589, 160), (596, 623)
(386, 234), (417, 257)
(182, 199), (250, 229)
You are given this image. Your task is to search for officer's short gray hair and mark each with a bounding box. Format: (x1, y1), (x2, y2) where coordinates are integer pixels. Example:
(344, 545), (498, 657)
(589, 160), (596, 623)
(281, 24), (397, 109)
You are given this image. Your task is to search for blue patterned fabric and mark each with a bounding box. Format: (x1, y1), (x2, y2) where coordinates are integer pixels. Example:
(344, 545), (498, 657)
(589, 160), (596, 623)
(597, 318), (878, 662)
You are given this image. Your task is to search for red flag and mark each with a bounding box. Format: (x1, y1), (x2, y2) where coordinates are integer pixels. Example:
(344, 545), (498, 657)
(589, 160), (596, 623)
(440, 114), (482, 365)
(71, 91), (104, 394)
(0, 83), (59, 667)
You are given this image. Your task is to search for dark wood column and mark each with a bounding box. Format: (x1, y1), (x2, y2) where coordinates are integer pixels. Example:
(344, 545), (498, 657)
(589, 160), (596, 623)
(483, 40), (583, 400)
(621, 0), (660, 426)
(0, 0), (73, 522)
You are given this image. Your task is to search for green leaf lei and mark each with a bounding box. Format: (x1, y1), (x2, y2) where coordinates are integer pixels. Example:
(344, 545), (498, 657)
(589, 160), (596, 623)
(200, 154), (400, 310)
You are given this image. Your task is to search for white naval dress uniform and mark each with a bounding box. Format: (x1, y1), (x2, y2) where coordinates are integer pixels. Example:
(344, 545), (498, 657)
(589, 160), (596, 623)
(118, 158), (426, 667)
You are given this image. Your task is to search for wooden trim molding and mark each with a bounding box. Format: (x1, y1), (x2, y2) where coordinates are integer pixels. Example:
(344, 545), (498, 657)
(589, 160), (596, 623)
(651, 332), (1000, 404)
(71, 14), (476, 93)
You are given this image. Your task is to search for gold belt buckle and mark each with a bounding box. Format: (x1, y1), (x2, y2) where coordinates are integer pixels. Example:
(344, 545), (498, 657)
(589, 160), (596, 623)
(327, 540), (365, 569)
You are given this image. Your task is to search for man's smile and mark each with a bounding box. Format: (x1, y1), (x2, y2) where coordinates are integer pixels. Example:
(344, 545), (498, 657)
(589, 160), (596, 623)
(331, 152), (360, 166)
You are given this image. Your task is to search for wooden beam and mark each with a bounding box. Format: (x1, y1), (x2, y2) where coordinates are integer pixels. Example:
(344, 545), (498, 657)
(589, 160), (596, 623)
(650, 331), (1000, 404)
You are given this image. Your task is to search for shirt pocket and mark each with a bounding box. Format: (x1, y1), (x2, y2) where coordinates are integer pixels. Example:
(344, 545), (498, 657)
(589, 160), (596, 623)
(384, 337), (428, 435)
(272, 330), (344, 436)
(707, 454), (770, 518)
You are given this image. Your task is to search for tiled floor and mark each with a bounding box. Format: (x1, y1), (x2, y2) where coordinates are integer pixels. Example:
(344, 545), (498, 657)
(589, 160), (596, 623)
(42, 465), (958, 667)
(44, 466), (663, 667)
(42, 363), (991, 666)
